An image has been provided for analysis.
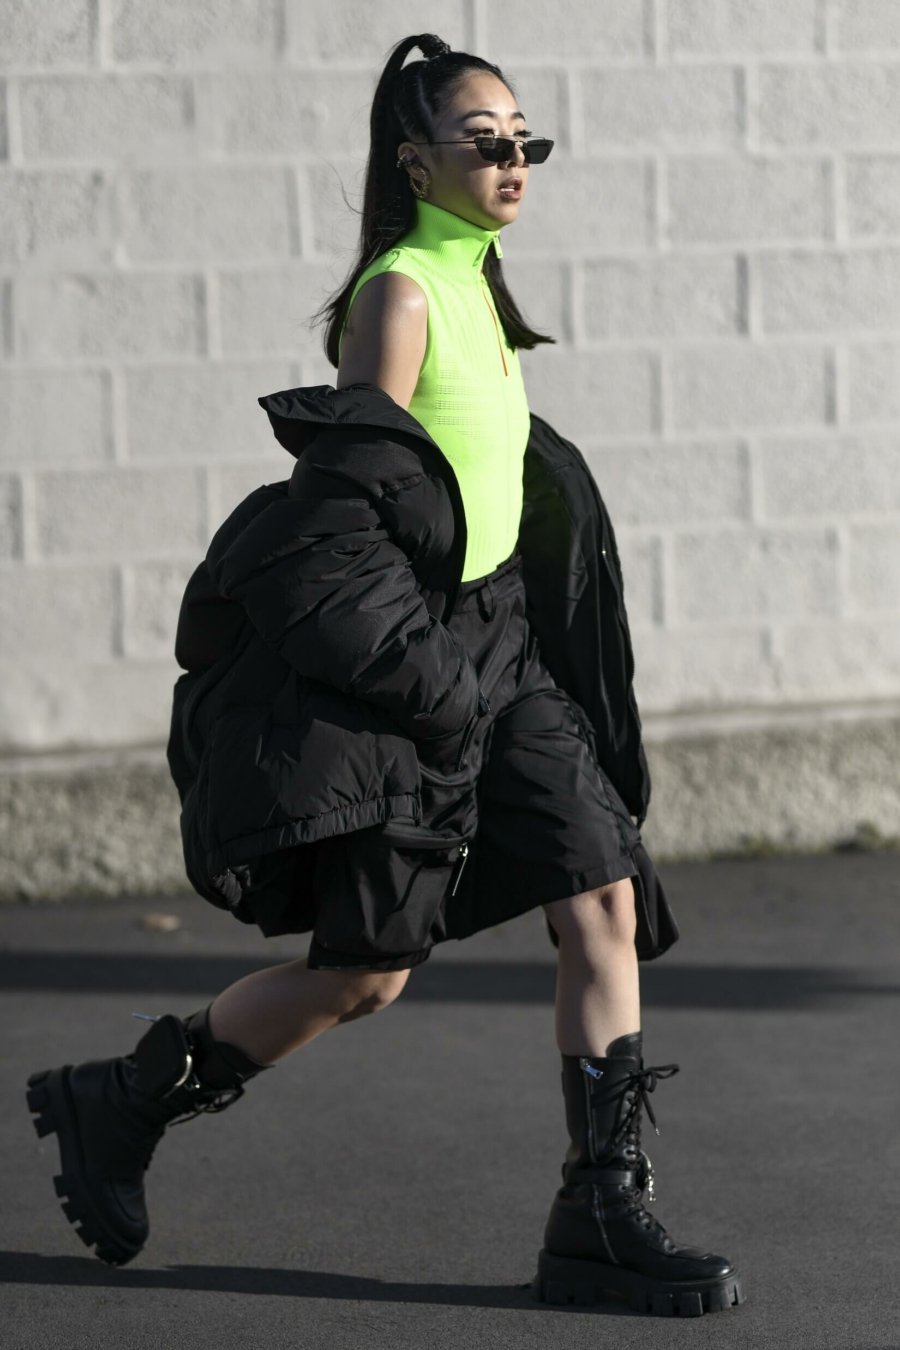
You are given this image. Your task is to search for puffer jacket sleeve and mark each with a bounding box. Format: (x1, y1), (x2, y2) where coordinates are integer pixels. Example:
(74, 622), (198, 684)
(205, 433), (478, 742)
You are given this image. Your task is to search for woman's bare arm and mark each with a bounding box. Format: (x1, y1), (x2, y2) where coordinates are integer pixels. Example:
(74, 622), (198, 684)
(336, 271), (427, 411)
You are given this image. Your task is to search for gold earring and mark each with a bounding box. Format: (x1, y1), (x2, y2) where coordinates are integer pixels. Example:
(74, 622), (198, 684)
(397, 157), (430, 200)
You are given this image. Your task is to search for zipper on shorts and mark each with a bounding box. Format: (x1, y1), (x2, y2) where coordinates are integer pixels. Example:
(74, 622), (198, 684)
(449, 842), (469, 896)
(454, 689), (492, 772)
(377, 827), (471, 900)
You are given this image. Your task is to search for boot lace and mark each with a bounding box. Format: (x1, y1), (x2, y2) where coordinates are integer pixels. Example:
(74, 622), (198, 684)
(602, 1061), (680, 1244)
(167, 1083), (247, 1127)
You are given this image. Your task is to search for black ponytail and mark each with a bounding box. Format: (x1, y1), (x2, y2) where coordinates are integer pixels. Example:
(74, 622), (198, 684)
(310, 33), (557, 367)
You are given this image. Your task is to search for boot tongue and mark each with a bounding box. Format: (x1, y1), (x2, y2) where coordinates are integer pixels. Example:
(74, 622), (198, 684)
(605, 1031), (643, 1062)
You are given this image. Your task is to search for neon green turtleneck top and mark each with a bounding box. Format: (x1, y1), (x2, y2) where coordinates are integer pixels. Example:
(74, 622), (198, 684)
(338, 199), (531, 582)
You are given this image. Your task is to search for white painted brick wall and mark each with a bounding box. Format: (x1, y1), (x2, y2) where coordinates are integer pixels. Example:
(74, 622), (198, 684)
(667, 0), (820, 54)
(0, 0), (898, 755)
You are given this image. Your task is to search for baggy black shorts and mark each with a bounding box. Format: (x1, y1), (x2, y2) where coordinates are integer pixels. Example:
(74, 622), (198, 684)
(306, 548), (649, 973)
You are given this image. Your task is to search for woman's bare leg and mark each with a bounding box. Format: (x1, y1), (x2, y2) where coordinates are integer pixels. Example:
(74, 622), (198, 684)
(208, 961), (410, 1065)
(543, 877), (641, 1056)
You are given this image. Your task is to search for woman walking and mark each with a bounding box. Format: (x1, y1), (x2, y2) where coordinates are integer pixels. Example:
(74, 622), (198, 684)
(27, 35), (744, 1318)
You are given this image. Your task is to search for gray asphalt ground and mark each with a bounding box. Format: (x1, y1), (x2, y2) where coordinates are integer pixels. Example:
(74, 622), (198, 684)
(2, 849), (899, 1350)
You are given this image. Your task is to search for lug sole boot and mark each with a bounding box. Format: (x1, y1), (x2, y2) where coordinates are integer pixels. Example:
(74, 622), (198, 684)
(26, 1005), (269, 1266)
(532, 1031), (745, 1317)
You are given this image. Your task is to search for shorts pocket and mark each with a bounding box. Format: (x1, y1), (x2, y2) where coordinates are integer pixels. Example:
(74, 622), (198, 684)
(313, 825), (471, 956)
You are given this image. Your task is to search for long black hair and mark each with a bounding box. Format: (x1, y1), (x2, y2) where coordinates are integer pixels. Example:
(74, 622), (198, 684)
(312, 32), (557, 368)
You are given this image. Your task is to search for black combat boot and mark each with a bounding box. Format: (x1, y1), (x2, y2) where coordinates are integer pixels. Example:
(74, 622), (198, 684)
(533, 1031), (745, 1316)
(26, 1005), (270, 1266)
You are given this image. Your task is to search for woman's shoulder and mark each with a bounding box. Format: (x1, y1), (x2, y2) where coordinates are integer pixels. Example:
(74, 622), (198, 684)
(349, 244), (431, 301)
(339, 253), (429, 367)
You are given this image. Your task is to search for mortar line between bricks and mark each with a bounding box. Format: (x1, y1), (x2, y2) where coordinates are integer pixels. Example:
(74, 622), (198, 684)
(110, 367), (128, 464)
(652, 533), (666, 626)
(745, 438), (763, 525)
(7, 150), (872, 175)
(88, 0), (101, 67)
(645, 155), (659, 249)
(831, 152), (849, 244)
(204, 268), (222, 361)
(562, 257), (576, 346)
(567, 67), (584, 160)
(1, 279), (13, 358)
(658, 346), (673, 435)
(112, 563), (127, 659)
(25, 231), (900, 257)
(197, 465), (211, 543)
(764, 619), (782, 669)
(744, 253), (766, 340)
(284, 165), (302, 257)
(640, 518), (881, 538)
(6, 76), (23, 165)
(654, 152), (669, 250)
(14, 54), (900, 76)
(294, 165), (316, 261)
(611, 326), (900, 343)
(98, 366), (116, 462)
(0, 549), (205, 570)
(465, 0), (481, 53)
(832, 520), (851, 618)
(0, 356), (293, 374)
(569, 256), (585, 349)
(832, 341), (849, 426)
(643, 0), (658, 62)
(96, 0), (112, 70)
(16, 472), (38, 563)
(824, 345), (839, 425)
(273, 0), (288, 63)
(648, 52), (900, 67)
(819, 0), (837, 57)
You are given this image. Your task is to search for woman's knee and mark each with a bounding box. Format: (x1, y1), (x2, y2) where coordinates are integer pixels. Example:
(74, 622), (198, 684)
(544, 877), (637, 949)
(331, 968), (411, 1022)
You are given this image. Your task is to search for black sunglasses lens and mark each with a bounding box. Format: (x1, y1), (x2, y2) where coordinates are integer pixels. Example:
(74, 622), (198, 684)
(474, 138), (506, 162)
(523, 138), (552, 163)
(475, 136), (553, 164)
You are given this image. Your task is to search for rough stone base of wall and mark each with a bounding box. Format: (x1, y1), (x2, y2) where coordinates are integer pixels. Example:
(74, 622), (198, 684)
(1, 718), (898, 903)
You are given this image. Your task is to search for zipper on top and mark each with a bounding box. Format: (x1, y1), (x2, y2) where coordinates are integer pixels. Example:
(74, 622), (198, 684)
(480, 278), (509, 376)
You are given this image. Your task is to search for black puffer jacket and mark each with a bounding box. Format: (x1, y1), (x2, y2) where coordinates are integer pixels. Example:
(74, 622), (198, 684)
(166, 382), (675, 957)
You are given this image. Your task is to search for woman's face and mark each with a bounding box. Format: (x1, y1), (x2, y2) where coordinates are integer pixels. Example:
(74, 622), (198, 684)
(397, 70), (530, 231)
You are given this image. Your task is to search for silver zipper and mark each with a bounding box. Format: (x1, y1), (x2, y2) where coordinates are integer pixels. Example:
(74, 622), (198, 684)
(581, 1063), (598, 1164)
(449, 842), (469, 896)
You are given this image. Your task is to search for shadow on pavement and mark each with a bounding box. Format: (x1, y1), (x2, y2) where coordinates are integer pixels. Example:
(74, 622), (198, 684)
(0, 952), (896, 1008)
(0, 1251), (633, 1315)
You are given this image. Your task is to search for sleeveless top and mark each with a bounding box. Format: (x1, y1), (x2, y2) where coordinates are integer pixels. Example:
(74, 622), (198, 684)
(338, 199), (531, 582)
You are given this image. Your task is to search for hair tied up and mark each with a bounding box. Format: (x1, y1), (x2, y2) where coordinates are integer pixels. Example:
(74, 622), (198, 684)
(419, 34), (452, 60)
(311, 31), (557, 365)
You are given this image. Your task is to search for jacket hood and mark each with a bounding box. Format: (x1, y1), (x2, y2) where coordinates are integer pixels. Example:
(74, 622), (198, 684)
(257, 381), (447, 460)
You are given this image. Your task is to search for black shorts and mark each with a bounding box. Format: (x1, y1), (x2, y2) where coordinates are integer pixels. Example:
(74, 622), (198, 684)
(306, 548), (649, 974)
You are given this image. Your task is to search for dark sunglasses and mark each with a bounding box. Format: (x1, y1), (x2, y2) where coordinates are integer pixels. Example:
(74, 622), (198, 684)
(412, 135), (554, 165)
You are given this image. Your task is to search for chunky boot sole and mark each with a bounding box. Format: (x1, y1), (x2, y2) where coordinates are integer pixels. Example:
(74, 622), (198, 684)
(26, 1068), (144, 1267)
(531, 1249), (745, 1317)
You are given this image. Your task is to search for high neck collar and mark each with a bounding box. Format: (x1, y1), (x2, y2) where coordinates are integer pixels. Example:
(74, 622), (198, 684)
(404, 199), (504, 270)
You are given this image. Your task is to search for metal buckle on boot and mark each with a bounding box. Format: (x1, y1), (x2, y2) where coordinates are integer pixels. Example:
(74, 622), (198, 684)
(639, 1148), (657, 1202)
(132, 1013), (195, 1098)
